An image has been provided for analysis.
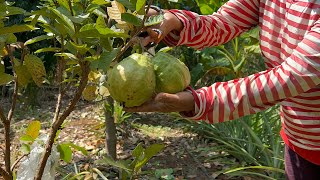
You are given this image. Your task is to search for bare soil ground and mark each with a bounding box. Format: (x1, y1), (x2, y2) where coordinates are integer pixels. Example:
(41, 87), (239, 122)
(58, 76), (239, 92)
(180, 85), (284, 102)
(0, 95), (243, 180)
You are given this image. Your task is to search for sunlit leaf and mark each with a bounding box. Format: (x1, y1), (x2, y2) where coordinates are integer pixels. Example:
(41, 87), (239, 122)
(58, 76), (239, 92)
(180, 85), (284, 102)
(20, 135), (34, 142)
(24, 54), (46, 86)
(0, 25), (37, 35)
(48, 7), (75, 36)
(107, 1), (126, 24)
(57, 0), (70, 12)
(26, 121), (41, 140)
(20, 144), (31, 154)
(55, 53), (78, 61)
(64, 143), (88, 156)
(96, 15), (107, 28)
(92, 0), (110, 5)
(57, 144), (73, 163)
(24, 35), (54, 46)
(136, 0), (146, 12)
(35, 47), (61, 54)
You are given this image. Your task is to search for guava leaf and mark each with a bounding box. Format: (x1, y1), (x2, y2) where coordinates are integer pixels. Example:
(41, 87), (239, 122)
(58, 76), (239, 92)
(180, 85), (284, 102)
(121, 13), (142, 26)
(26, 120), (41, 140)
(0, 73), (13, 85)
(144, 14), (164, 27)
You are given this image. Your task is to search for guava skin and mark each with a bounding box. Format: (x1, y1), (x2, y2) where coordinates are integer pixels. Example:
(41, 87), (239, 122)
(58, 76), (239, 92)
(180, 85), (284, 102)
(107, 53), (156, 107)
(152, 52), (191, 94)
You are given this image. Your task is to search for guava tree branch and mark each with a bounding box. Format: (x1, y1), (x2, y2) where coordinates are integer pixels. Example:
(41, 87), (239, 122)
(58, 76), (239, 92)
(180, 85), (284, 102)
(113, 0), (154, 63)
(6, 44), (19, 122)
(0, 166), (11, 180)
(35, 61), (90, 180)
(0, 106), (6, 123)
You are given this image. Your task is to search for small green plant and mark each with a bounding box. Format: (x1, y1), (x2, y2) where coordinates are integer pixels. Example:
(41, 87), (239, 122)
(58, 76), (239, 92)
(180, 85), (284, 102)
(96, 143), (165, 180)
(184, 106), (285, 179)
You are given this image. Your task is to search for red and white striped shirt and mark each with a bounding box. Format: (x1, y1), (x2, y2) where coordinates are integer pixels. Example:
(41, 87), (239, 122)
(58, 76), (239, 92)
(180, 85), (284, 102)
(164, 0), (320, 165)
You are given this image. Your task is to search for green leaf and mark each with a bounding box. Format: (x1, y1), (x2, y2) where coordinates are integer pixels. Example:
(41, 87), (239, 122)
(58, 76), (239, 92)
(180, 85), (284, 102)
(57, 0), (70, 12)
(134, 144), (165, 172)
(26, 120), (41, 140)
(20, 135), (34, 142)
(55, 53), (78, 61)
(132, 143), (144, 158)
(121, 13), (142, 26)
(96, 157), (132, 172)
(69, 42), (89, 55)
(48, 7), (75, 36)
(24, 35), (54, 46)
(0, 6), (26, 17)
(0, 64), (4, 73)
(69, 13), (90, 24)
(100, 38), (112, 52)
(64, 143), (88, 156)
(20, 144), (31, 154)
(96, 27), (129, 38)
(0, 25), (37, 35)
(57, 144), (73, 163)
(96, 15), (107, 28)
(35, 47), (61, 54)
(90, 48), (120, 71)
(0, 73), (13, 85)
(145, 14), (164, 27)
(136, 0), (146, 12)
(116, 0), (135, 10)
(92, 0), (111, 5)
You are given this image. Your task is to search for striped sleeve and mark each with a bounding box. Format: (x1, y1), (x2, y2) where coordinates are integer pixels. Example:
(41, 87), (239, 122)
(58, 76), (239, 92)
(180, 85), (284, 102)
(188, 20), (320, 123)
(163, 0), (260, 49)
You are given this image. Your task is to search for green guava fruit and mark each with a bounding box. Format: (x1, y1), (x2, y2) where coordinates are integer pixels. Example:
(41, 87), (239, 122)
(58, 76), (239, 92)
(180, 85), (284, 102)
(152, 52), (191, 93)
(107, 53), (156, 107)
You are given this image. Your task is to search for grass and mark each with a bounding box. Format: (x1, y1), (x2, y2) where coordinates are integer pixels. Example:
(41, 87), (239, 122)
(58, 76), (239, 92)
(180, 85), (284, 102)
(181, 106), (285, 179)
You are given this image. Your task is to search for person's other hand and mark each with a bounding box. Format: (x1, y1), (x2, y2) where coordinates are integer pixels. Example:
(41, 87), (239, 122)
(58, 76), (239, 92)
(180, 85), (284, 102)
(140, 8), (183, 47)
(124, 91), (194, 113)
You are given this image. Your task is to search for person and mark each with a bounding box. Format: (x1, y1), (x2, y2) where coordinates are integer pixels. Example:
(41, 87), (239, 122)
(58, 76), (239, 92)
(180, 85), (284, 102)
(125, 0), (320, 179)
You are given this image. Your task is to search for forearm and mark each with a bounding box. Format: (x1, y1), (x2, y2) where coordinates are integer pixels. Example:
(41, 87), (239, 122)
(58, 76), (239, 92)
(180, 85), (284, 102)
(163, 0), (260, 49)
(187, 23), (320, 123)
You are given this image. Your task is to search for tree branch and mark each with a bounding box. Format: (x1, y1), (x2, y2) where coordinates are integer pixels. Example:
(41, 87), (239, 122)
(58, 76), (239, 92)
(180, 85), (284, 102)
(6, 44), (19, 122)
(112, 0), (154, 63)
(0, 165), (11, 180)
(35, 61), (90, 180)
(11, 154), (27, 171)
(0, 106), (7, 124)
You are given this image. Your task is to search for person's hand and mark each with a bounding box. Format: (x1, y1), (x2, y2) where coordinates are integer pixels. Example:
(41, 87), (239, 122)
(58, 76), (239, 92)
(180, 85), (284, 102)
(124, 91), (195, 113)
(140, 8), (183, 46)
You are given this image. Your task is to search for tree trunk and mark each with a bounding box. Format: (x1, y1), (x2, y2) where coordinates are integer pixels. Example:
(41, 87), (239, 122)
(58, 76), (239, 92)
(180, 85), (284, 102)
(104, 97), (117, 160)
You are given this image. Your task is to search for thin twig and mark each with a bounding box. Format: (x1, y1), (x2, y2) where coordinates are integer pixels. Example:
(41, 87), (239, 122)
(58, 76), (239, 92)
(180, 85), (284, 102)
(11, 154), (27, 171)
(6, 45), (19, 122)
(0, 166), (11, 180)
(53, 37), (66, 123)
